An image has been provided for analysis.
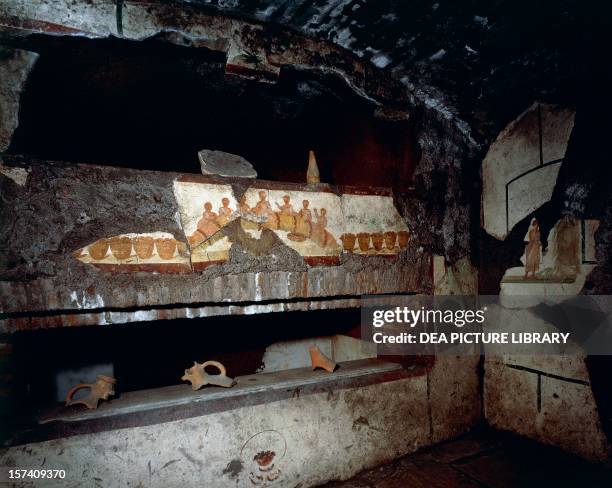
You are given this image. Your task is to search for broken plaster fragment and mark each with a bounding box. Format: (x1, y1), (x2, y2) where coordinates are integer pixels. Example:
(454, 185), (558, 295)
(0, 164), (30, 186)
(198, 149), (257, 178)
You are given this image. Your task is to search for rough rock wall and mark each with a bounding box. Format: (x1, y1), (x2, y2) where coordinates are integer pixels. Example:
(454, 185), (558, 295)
(0, 48), (37, 151)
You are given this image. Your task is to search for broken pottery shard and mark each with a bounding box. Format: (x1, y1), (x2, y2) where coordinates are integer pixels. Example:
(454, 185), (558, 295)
(309, 346), (337, 372)
(198, 149), (257, 178)
(65, 375), (116, 410)
(181, 360), (236, 390)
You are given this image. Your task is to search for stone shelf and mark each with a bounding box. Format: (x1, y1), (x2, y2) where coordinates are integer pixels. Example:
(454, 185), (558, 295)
(8, 359), (421, 447)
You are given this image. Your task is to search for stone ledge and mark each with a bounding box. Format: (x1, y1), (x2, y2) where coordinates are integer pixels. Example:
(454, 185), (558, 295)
(9, 359), (418, 447)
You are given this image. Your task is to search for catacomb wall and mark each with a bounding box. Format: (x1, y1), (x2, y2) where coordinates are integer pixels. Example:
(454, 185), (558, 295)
(1, 0), (612, 468)
(0, 157), (431, 328)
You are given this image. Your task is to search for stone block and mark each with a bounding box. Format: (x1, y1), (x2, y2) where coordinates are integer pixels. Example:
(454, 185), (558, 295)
(198, 149), (257, 178)
(484, 357), (610, 462)
(484, 358), (539, 438)
(429, 355), (481, 443)
(540, 375), (609, 461)
(0, 374), (439, 487)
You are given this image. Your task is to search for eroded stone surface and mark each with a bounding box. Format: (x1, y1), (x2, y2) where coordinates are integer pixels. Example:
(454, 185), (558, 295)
(433, 255), (478, 295)
(429, 356), (481, 444)
(0, 48), (38, 151)
(0, 0), (408, 115)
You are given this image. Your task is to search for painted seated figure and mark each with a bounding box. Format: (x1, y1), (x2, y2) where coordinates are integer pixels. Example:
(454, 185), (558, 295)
(294, 199), (313, 237)
(189, 202), (221, 247)
(276, 195), (296, 232)
(311, 208), (338, 249)
(217, 197), (234, 227)
(253, 191), (278, 229)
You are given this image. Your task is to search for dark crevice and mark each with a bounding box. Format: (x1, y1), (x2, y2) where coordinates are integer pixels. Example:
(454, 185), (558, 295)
(10, 308), (362, 416)
(6, 35), (416, 189)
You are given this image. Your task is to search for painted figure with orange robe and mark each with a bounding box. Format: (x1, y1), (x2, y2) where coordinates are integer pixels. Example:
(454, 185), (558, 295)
(311, 208), (338, 248)
(189, 201), (220, 247)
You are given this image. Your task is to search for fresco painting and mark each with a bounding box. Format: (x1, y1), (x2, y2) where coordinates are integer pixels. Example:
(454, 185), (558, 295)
(173, 181), (237, 269)
(241, 187), (342, 263)
(340, 194), (410, 255)
(73, 181), (412, 272)
(501, 217), (600, 295)
(73, 232), (191, 273)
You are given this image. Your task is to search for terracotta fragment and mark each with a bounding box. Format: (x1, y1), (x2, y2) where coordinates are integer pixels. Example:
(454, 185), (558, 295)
(65, 375), (116, 410)
(181, 360), (236, 390)
(309, 346), (337, 373)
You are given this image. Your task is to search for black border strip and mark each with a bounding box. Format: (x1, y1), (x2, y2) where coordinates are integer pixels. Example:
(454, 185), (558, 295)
(506, 363), (589, 386)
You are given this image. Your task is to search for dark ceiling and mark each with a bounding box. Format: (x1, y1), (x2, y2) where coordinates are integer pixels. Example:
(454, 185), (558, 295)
(197, 0), (611, 142)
